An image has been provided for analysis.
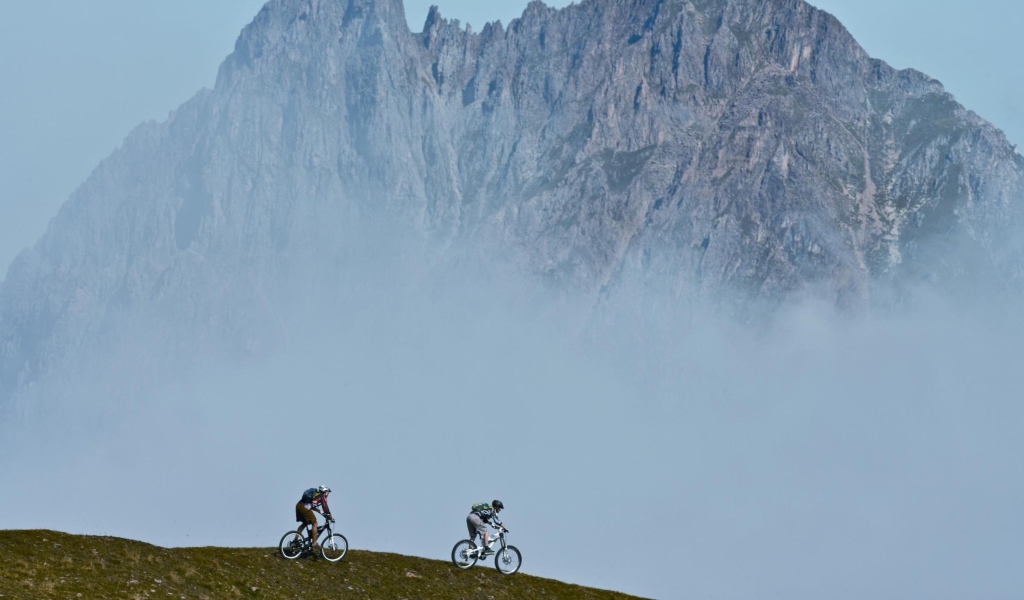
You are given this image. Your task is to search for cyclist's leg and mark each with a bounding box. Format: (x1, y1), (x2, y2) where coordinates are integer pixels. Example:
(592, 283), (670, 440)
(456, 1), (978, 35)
(297, 504), (319, 547)
(295, 502), (308, 537)
(468, 514), (489, 552)
(309, 514), (320, 548)
(466, 515), (477, 546)
(467, 514), (483, 550)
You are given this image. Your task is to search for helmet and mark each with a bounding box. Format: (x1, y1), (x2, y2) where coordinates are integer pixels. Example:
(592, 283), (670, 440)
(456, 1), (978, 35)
(492, 499), (503, 510)
(319, 485), (332, 494)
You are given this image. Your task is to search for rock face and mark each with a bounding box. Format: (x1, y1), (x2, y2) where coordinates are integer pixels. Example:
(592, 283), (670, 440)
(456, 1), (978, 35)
(1, 0), (1022, 406)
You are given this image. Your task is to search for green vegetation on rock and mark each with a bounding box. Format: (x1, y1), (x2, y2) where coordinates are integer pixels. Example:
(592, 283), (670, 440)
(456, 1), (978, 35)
(0, 530), (646, 600)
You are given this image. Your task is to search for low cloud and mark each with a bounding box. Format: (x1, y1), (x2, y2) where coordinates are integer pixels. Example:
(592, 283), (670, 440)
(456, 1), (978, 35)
(3, 258), (1023, 600)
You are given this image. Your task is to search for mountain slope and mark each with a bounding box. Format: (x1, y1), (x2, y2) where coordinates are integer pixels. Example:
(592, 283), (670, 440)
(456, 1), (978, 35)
(0, 530), (644, 600)
(1, 0), (1022, 407)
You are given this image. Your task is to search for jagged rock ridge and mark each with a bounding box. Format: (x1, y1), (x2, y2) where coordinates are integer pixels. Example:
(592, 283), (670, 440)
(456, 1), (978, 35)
(1, 0), (1022, 406)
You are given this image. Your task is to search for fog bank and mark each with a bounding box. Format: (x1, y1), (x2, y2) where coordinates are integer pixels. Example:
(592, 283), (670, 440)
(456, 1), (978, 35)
(2, 271), (1022, 600)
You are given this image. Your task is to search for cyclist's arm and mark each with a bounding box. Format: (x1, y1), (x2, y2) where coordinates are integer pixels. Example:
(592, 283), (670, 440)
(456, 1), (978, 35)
(322, 497), (334, 520)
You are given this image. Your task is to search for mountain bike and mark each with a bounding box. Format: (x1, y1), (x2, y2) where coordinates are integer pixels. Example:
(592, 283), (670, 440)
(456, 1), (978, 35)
(451, 523), (522, 575)
(279, 518), (348, 562)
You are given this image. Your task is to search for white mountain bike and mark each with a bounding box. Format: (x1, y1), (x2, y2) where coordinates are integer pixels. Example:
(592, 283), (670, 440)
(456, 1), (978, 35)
(451, 523), (522, 575)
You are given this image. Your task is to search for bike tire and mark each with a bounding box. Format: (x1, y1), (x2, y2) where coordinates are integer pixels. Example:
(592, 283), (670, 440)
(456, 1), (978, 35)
(279, 531), (305, 560)
(451, 540), (479, 570)
(321, 533), (349, 562)
(495, 545), (522, 575)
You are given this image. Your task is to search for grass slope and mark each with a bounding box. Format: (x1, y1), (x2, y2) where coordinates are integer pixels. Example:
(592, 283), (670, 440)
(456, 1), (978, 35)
(0, 531), (645, 600)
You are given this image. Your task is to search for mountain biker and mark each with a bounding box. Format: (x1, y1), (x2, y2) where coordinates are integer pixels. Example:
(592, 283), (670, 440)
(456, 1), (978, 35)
(467, 500), (504, 557)
(296, 485), (333, 549)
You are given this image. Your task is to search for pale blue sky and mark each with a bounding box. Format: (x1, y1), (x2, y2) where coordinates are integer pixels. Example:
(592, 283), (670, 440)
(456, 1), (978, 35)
(0, 0), (1021, 270)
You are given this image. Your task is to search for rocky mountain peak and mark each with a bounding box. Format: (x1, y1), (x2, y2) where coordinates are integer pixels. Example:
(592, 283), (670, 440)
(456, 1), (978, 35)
(1, 0), (1021, 409)
(219, 0), (411, 85)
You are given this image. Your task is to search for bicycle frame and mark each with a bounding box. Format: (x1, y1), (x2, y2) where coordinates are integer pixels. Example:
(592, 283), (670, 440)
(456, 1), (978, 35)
(299, 516), (335, 545)
(471, 525), (508, 554)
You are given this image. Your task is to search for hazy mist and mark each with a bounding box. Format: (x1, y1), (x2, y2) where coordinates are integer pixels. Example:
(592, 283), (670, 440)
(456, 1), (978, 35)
(2, 235), (1023, 599)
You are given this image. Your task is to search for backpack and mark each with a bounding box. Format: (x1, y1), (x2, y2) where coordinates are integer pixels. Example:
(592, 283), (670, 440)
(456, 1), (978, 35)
(471, 502), (492, 514)
(302, 488), (318, 503)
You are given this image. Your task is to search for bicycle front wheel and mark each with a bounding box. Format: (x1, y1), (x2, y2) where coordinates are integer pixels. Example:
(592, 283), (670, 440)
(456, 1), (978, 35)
(495, 545), (522, 575)
(279, 531), (304, 560)
(321, 533), (348, 562)
(451, 540), (478, 569)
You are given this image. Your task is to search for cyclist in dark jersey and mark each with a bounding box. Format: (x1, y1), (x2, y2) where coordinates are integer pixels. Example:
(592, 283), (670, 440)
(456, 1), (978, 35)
(296, 485), (333, 549)
(467, 500), (504, 556)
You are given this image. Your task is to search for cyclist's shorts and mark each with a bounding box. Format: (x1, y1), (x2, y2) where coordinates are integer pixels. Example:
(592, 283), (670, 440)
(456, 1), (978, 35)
(296, 502), (317, 526)
(467, 513), (487, 541)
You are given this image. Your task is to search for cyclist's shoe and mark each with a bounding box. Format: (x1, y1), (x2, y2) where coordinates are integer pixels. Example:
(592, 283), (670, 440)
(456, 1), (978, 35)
(481, 548), (495, 557)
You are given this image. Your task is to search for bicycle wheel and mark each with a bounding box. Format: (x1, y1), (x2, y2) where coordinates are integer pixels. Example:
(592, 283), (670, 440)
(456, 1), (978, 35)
(451, 540), (478, 569)
(279, 531), (305, 560)
(494, 545), (522, 575)
(321, 533), (348, 562)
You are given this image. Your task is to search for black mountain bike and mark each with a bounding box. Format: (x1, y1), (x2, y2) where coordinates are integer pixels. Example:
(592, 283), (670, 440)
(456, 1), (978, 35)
(451, 524), (522, 575)
(279, 518), (348, 562)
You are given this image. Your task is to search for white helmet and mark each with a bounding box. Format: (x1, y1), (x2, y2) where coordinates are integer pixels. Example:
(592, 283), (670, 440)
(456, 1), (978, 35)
(319, 485), (332, 494)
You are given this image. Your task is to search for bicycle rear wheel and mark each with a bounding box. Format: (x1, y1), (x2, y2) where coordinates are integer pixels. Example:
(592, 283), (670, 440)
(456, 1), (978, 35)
(451, 540), (478, 569)
(495, 545), (521, 575)
(279, 531), (305, 560)
(321, 533), (348, 562)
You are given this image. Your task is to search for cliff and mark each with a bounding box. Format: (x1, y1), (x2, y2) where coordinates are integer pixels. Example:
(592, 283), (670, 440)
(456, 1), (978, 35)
(1, 0), (1021, 406)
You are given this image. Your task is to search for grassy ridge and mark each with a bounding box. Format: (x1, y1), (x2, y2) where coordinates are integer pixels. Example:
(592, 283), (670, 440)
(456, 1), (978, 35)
(0, 530), (645, 599)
